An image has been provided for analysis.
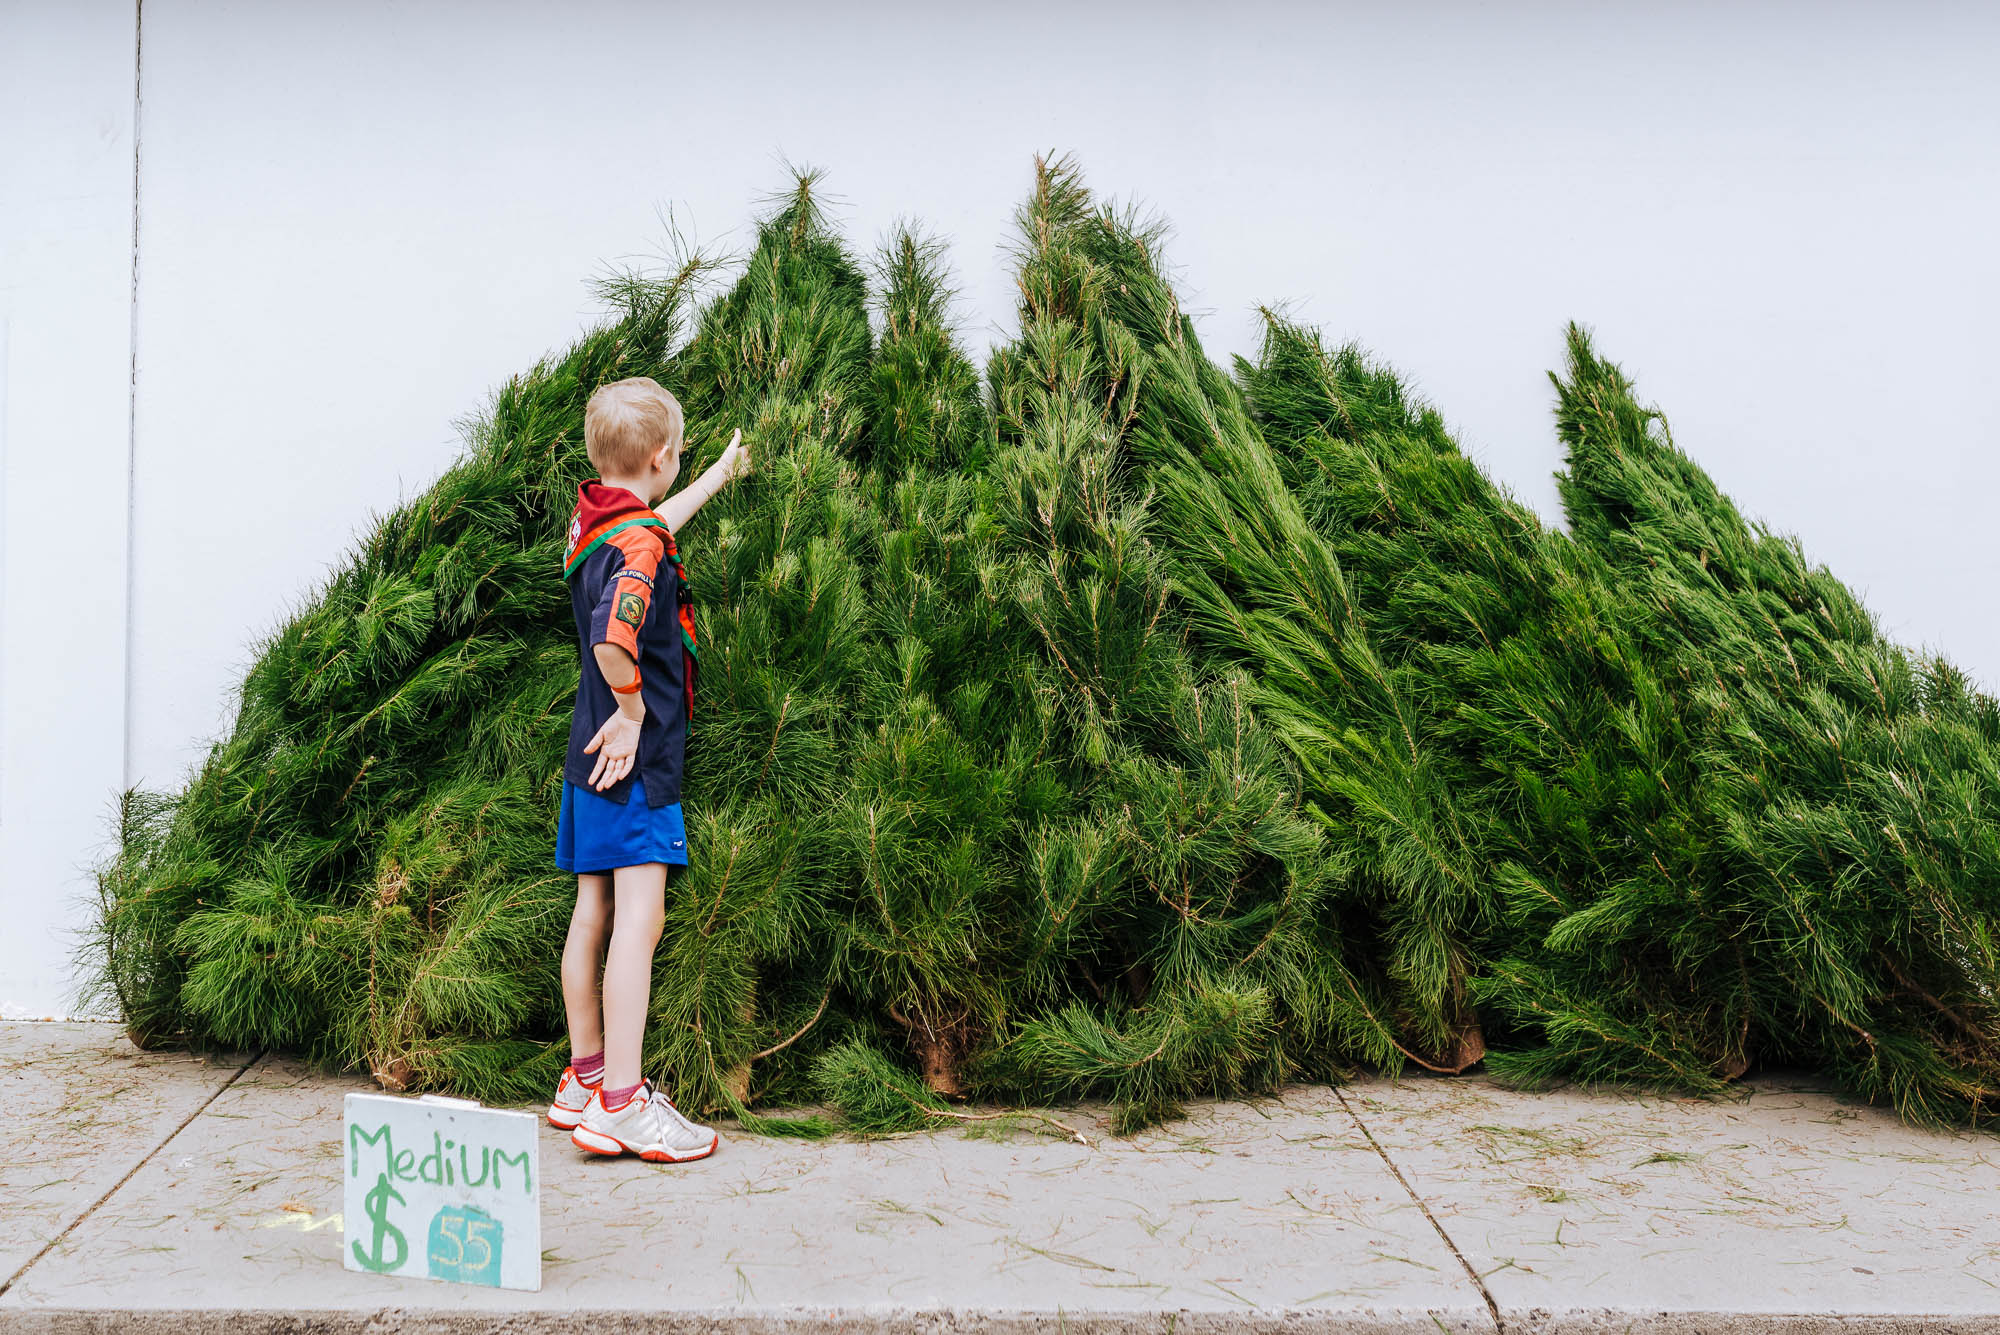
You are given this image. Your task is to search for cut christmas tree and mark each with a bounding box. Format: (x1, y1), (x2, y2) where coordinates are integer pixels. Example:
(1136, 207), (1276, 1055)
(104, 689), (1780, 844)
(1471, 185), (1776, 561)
(1238, 314), (1761, 1094)
(1544, 329), (2000, 1121)
(973, 159), (1347, 1130)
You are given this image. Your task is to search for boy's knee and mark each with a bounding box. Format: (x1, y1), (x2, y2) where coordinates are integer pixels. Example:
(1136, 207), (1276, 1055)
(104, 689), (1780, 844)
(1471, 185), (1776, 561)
(614, 909), (665, 944)
(611, 900), (665, 946)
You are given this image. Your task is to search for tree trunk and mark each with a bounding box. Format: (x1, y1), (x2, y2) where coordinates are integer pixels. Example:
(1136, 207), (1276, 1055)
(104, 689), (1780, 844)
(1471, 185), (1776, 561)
(723, 985), (756, 1105)
(371, 1055), (414, 1093)
(891, 1003), (973, 1100)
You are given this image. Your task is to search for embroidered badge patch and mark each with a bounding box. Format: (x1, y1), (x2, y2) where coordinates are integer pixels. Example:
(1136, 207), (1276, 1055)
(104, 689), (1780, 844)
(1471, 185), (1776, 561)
(616, 592), (646, 628)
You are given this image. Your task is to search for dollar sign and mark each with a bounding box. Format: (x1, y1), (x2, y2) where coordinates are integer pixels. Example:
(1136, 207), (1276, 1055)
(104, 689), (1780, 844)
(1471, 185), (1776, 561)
(351, 1171), (408, 1273)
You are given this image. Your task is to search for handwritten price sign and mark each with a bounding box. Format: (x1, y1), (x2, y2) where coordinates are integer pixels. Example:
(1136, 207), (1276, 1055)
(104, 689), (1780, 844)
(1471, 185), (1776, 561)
(342, 1092), (541, 1291)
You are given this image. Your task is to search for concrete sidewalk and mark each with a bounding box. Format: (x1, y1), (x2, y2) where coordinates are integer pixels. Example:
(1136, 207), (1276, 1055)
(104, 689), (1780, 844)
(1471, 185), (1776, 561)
(1, 1023), (1995, 1333)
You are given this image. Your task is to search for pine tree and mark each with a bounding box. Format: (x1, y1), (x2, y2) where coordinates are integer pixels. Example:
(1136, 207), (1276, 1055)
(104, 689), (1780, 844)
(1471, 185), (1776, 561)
(991, 160), (1498, 1075)
(1546, 329), (2000, 1121)
(976, 160), (1348, 1129)
(1240, 317), (1753, 1093)
(619, 175), (881, 1118)
(815, 227), (1050, 1099)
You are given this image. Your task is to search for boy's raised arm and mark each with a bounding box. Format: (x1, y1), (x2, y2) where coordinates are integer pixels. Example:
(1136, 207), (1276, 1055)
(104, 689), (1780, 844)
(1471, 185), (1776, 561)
(657, 428), (753, 532)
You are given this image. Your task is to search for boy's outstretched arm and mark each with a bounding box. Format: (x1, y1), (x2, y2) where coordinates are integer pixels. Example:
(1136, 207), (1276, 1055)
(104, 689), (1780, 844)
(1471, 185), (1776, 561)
(657, 428), (753, 532)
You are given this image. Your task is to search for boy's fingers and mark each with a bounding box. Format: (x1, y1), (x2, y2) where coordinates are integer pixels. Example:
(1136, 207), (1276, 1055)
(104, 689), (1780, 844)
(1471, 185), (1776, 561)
(584, 715), (640, 791)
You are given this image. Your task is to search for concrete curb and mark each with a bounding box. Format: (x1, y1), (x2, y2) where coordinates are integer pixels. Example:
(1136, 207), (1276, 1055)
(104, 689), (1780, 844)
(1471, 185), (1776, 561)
(6, 1307), (2000, 1335)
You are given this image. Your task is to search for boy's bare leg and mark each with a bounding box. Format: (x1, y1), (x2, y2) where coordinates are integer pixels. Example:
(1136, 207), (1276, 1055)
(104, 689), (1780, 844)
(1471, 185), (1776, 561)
(562, 873), (614, 1059)
(602, 861), (669, 1091)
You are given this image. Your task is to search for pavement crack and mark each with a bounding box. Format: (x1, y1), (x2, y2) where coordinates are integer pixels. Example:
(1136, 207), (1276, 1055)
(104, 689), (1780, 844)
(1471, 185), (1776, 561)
(0, 1046), (264, 1300)
(1334, 1085), (1504, 1334)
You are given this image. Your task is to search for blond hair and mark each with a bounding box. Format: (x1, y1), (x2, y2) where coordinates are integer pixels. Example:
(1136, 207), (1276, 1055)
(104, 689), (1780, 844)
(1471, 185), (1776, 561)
(584, 377), (684, 474)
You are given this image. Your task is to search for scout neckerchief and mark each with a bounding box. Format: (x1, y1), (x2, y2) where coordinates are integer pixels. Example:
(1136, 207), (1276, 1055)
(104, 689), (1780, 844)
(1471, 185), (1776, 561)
(562, 482), (699, 720)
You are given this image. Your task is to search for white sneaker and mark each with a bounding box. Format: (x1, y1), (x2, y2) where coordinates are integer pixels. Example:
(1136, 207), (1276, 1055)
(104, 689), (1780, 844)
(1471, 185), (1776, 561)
(571, 1079), (719, 1163)
(546, 1065), (598, 1130)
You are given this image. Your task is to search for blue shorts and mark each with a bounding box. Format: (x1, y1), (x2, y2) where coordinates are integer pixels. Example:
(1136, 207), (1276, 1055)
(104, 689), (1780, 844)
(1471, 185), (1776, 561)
(554, 781), (689, 874)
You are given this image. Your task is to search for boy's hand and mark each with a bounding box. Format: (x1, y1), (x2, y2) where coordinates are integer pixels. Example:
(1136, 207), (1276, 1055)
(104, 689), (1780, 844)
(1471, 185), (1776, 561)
(583, 711), (643, 791)
(718, 429), (753, 484)
(656, 427), (750, 532)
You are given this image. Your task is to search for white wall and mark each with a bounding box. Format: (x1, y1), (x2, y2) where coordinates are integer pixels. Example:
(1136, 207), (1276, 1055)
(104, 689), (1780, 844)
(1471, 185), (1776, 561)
(0, 3), (136, 1017)
(5, 0), (1998, 1012)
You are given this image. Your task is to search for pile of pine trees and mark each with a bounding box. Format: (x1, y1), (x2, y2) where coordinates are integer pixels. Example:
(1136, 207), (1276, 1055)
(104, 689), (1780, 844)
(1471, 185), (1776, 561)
(94, 159), (2000, 1132)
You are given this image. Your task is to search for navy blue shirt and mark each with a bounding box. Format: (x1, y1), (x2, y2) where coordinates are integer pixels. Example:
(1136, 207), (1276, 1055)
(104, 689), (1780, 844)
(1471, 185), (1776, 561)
(561, 482), (693, 808)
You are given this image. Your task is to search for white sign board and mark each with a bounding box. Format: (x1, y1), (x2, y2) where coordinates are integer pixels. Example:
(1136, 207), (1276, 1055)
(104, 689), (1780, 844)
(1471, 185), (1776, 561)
(342, 1092), (541, 1291)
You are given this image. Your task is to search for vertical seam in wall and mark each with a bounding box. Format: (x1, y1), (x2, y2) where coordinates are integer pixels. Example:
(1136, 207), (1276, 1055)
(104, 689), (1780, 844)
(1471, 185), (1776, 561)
(122, 0), (145, 793)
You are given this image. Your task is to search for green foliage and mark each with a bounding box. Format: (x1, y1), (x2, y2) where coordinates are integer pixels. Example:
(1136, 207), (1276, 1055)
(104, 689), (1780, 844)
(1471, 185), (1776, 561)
(811, 1038), (952, 1135)
(1544, 326), (2000, 1121)
(92, 159), (2000, 1135)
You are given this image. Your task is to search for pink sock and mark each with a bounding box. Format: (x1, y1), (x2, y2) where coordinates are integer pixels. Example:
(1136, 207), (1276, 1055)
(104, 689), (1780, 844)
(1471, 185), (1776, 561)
(572, 1050), (605, 1085)
(601, 1080), (644, 1112)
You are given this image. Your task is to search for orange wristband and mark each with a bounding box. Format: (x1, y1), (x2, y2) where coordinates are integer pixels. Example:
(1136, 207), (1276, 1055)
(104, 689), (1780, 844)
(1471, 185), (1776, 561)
(610, 667), (643, 695)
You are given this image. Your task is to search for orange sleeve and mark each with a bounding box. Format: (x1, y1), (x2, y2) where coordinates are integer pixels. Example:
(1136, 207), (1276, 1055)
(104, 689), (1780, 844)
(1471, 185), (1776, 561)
(590, 529), (663, 658)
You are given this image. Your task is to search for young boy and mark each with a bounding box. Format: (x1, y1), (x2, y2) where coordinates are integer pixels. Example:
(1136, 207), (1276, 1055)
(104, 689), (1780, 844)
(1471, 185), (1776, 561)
(544, 375), (750, 1162)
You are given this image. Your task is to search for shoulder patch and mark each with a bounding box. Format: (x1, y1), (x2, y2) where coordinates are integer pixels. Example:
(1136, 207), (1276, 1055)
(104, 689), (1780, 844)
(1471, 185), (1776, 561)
(616, 592), (646, 628)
